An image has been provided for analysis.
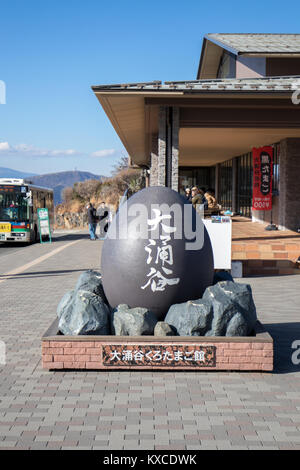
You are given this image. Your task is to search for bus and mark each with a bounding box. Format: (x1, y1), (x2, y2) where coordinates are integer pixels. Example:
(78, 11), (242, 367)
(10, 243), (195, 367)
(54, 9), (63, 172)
(0, 178), (54, 243)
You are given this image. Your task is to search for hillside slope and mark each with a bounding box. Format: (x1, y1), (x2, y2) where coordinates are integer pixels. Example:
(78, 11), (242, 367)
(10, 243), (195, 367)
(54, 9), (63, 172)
(0, 167), (37, 179)
(27, 170), (105, 205)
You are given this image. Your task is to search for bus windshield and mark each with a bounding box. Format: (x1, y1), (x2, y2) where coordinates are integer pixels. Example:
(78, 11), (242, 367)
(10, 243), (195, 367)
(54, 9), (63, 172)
(0, 185), (30, 221)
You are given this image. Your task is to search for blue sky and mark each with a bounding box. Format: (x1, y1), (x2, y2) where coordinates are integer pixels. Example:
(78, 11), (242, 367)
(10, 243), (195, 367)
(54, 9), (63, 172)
(0, 0), (300, 176)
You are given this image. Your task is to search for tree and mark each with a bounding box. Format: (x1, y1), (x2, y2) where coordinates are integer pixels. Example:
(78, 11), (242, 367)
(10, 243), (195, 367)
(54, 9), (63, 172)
(112, 154), (129, 175)
(73, 179), (102, 202)
(62, 186), (74, 204)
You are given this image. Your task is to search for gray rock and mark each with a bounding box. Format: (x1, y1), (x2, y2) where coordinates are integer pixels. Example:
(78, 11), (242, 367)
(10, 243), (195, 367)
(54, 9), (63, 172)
(75, 270), (108, 304)
(225, 312), (249, 336)
(203, 281), (257, 336)
(111, 304), (157, 336)
(164, 299), (213, 336)
(58, 289), (110, 335)
(213, 270), (234, 285)
(154, 322), (176, 337)
(164, 281), (257, 337)
(57, 290), (74, 320)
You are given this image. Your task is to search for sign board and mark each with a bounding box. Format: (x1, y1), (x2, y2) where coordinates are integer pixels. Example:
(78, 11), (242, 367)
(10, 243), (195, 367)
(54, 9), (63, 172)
(103, 344), (216, 367)
(203, 218), (232, 269)
(252, 146), (273, 211)
(37, 208), (52, 243)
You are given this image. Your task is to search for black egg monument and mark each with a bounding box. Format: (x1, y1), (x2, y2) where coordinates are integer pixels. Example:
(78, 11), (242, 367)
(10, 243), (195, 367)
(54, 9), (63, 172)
(101, 187), (214, 319)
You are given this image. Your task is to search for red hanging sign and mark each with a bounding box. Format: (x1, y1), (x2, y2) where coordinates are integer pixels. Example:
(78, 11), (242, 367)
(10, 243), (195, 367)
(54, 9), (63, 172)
(252, 146), (273, 211)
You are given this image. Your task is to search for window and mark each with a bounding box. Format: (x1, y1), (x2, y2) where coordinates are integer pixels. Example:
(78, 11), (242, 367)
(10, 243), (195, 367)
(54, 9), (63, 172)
(236, 153), (253, 218)
(0, 186), (29, 221)
(178, 167), (215, 195)
(219, 160), (233, 211)
(217, 51), (236, 79)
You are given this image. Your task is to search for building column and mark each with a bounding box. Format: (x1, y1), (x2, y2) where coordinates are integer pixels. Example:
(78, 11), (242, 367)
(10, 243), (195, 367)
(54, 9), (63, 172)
(171, 107), (179, 192)
(278, 138), (300, 231)
(149, 133), (159, 186)
(232, 157), (238, 214)
(215, 164), (220, 201)
(157, 106), (179, 190)
(158, 107), (167, 186)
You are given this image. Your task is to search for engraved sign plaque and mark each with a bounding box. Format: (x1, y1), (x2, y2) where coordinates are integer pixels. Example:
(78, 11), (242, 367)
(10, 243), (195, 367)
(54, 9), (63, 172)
(103, 345), (216, 367)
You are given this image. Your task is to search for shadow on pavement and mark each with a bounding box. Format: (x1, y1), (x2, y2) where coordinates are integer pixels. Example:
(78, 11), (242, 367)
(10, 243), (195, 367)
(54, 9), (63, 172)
(264, 322), (300, 374)
(0, 268), (91, 279)
(52, 233), (91, 242)
(0, 232), (91, 248)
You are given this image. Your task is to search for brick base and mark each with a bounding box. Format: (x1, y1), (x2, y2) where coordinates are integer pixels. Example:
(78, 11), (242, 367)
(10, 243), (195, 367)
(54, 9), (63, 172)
(42, 320), (273, 372)
(241, 259), (300, 276)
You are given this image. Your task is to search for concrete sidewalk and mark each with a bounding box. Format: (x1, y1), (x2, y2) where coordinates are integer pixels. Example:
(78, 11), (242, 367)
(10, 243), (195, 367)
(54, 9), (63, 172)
(0, 231), (299, 450)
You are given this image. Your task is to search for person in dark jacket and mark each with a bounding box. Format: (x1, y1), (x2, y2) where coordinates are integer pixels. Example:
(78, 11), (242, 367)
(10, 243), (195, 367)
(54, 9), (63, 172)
(87, 203), (97, 240)
(185, 187), (192, 201)
(97, 201), (109, 238)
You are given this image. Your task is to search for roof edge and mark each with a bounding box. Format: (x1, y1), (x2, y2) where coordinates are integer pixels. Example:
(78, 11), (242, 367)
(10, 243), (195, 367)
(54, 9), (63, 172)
(92, 81), (162, 92)
(205, 34), (239, 55)
(196, 35), (238, 80)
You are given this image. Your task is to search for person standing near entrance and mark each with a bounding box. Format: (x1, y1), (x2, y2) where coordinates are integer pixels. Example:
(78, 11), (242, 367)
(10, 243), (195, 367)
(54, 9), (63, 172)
(185, 187), (192, 201)
(191, 186), (205, 209)
(87, 202), (97, 240)
(97, 201), (109, 239)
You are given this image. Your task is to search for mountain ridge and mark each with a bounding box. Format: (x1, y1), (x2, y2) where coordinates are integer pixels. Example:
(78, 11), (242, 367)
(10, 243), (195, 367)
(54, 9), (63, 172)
(0, 168), (106, 205)
(28, 170), (106, 205)
(0, 167), (37, 179)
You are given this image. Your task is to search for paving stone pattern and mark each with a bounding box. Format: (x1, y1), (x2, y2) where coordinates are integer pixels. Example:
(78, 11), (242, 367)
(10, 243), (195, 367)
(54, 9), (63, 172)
(0, 230), (300, 450)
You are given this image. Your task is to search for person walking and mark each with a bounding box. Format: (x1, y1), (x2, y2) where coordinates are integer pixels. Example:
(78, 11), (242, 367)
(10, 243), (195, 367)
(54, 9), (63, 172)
(87, 202), (97, 240)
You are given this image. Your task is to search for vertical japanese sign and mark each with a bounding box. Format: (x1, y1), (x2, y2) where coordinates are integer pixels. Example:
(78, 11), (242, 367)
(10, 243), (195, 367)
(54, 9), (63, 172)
(141, 209), (180, 292)
(37, 208), (52, 243)
(252, 146), (273, 211)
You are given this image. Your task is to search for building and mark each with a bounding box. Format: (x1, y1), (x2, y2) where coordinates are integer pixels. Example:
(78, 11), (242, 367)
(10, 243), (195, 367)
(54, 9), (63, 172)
(92, 33), (300, 231)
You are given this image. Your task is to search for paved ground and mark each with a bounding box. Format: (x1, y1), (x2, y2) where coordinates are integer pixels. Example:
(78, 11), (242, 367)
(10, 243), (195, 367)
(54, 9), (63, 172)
(0, 230), (299, 450)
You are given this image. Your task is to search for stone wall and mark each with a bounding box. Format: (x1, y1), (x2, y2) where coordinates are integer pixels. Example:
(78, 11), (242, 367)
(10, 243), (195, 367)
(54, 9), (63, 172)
(150, 106), (179, 191)
(149, 133), (159, 186)
(54, 212), (88, 229)
(158, 107), (167, 186)
(279, 138), (300, 231)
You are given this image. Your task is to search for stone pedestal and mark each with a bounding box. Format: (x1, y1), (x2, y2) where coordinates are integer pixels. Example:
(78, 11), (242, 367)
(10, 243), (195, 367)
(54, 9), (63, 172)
(42, 319), (273, 372)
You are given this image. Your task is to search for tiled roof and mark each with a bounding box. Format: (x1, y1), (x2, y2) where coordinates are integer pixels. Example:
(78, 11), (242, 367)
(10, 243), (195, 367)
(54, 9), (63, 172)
(92, 76), (300, 93)
(206, 33), (300, 54)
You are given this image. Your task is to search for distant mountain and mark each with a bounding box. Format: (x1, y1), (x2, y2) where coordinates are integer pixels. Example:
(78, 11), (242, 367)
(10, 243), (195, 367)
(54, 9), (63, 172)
(0, 167), (37, 179)
(26, 170), (105, 205)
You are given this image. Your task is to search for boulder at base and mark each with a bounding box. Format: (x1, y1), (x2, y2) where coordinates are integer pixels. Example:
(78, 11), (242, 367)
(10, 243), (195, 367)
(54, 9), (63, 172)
(75, 270), (108, 304)
(111, 304), (157, 336)
(154, 321), (176, 337)
(203, 281), (257, 336)
(164, 281), (257, 337)
(164, 299), (213, 336)
(57, 289), (110, 335)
